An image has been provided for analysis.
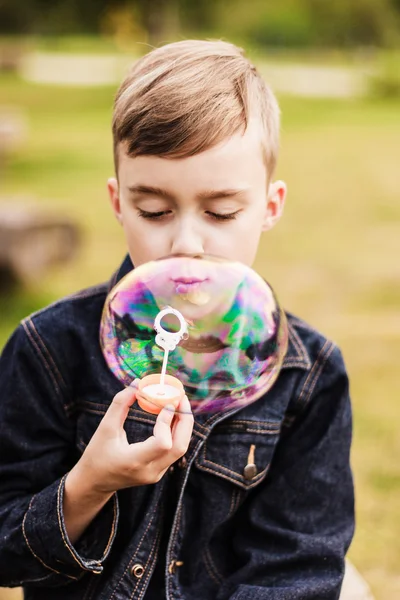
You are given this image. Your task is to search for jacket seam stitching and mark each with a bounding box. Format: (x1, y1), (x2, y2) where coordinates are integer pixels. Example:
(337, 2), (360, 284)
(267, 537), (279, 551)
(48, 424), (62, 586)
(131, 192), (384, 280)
(302, 343), (336, 407)
(285, 321), (312, 368)
(167, 503), (184, 600)
(297, 341), (336, 409)
(81, 406), (209, 440)
(27, 318), (68, 392)
(203, 546), (224, 585)
(56, 475), (95, 571)
(201, 442), (266, 480)
(198, 460), (269, 487)
(282, 359), (311, 368)
(82, 406), (156, 426)
(197, 444), (270, 488)
(81, 406), (282, 436)
(220, 418), (280, 426)
(132, 526), (161, 600)
(56, 475), (117, 571)
(228, 489), (237, 517)
(216, 419), (281, 433)
(136, 534), (159, 600)
(216, 427), (280, 434)
(22, 496), (79, 580)
(21, 320), (63, 400)
(108, 509), (158, 600)
(228, 488), (243, 517)
(103, 494), (118, 557)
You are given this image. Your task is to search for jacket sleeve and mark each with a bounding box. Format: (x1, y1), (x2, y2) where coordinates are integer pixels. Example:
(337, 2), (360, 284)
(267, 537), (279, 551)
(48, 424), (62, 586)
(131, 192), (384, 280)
(0, 322), (119, 588)
(223, 344), (355, 600)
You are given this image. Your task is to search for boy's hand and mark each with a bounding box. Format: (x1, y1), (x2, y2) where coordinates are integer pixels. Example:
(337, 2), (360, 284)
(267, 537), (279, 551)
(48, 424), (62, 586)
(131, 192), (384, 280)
(78, 386), (194, 494)
(63, 387), (193, 544)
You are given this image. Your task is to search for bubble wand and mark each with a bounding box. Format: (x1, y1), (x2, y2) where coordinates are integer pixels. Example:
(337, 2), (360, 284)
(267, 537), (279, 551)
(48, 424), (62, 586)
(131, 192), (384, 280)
(136, 306), (188, 414)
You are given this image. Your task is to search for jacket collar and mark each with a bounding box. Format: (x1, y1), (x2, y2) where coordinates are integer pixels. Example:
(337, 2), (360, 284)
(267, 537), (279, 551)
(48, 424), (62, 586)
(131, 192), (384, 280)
(282, 318), (312, 370)
(108, 254), (311, 371)
(108, 253), (134, 292)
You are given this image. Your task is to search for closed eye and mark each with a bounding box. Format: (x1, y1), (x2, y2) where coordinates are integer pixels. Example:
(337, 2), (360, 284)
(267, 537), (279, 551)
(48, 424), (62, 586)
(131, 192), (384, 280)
(206, 211), (241, 221)
(137, 209), (241, 221)
(137, 209), (171, 220)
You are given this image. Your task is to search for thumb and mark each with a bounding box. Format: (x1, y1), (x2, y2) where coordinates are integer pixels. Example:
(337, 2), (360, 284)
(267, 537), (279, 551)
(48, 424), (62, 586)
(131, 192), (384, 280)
(105, 386), (137, 430)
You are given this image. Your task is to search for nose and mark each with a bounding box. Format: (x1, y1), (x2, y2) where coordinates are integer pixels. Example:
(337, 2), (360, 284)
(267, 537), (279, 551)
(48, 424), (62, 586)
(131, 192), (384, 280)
(170, 220), (204, 256)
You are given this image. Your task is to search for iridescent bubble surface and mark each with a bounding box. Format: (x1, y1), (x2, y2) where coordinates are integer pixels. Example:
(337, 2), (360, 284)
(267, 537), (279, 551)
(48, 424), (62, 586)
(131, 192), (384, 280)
(100, 254), (288, 414)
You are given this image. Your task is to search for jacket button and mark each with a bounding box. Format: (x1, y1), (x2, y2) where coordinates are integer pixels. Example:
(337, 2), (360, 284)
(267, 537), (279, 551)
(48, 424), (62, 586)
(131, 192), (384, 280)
(131, 563), (145, 578)
(168, 560), (184, 574)
(244, 444), (257, 480)
(244, 463), (257, 480)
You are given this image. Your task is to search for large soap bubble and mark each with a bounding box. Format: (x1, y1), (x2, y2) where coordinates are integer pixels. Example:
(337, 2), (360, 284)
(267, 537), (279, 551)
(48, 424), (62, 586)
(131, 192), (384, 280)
(100, 254), (288, 415)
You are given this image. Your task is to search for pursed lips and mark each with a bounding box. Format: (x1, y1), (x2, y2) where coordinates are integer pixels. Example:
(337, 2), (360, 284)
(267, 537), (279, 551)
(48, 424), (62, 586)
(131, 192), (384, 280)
(172, 278), (208, 294)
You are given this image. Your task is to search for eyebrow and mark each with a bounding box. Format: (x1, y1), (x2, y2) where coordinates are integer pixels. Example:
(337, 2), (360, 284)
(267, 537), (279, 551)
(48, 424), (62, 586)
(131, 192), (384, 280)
(196, 188), (249, 201)
(128, 185), (174, 201)
(127, 185), (249, 202)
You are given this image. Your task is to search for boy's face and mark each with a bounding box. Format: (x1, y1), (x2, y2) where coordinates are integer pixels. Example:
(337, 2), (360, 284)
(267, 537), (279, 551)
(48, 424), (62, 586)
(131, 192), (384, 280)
(108, 120), (286, 268)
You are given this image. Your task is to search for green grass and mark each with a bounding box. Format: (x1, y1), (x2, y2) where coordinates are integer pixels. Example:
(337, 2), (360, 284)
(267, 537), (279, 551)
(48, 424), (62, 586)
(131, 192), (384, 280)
(0, 63), (399, 599)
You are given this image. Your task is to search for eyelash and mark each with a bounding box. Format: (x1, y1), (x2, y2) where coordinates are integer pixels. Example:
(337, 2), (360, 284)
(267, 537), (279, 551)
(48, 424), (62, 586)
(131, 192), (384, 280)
(137, 209), (240, 222)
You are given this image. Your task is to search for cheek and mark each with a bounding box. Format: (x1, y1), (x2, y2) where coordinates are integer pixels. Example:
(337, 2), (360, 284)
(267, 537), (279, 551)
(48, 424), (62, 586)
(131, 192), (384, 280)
(123, 219), (169, 265)
(234, 213), (264, 261)
(237, 208), (265, 239)
(236, 234), (261, 262)
(206, 226), (261, 265)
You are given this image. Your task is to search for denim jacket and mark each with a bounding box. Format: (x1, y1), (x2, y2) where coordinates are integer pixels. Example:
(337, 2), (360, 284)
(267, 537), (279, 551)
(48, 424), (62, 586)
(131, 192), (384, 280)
(0, 255), (354, 600)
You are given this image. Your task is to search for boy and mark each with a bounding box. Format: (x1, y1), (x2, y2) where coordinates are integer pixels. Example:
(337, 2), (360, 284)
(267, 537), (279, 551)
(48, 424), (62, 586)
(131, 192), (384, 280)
(0, 40), (354, 599)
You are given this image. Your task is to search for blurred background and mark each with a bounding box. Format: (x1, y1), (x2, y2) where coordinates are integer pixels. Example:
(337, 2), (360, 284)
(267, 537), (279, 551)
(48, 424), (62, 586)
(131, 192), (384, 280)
(0, 1), (399, 599)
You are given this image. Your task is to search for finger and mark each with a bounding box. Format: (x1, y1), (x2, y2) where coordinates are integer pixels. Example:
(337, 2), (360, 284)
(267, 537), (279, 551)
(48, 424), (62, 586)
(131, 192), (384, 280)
(126, 405), (175, 464)
(152, 398), (193, 473)
(172, 394), (193, 434)
(176, 393), (193, 418)
(152, 404), (175, 450)
(171, 395), (194, 453)
(173, 394), (193, 427)
(104, 387), (137, 430)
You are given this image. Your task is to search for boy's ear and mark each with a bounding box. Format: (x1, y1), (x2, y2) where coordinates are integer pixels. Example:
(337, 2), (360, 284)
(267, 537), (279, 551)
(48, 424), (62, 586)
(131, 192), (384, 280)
(262, 180), (287, 231)
(107, 177), (123, 224)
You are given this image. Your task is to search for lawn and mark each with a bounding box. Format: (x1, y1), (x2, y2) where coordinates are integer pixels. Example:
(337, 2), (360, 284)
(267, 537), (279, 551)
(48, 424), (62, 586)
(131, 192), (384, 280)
(0, 62), (399, 599)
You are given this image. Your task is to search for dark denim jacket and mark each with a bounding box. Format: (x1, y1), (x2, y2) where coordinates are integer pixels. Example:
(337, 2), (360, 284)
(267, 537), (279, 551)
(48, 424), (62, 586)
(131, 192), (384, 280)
(0, 256), (354, 600)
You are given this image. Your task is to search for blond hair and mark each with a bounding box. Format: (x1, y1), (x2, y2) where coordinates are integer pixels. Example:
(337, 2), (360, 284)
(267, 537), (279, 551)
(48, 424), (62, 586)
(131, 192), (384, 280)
(112, 40), (280, 176)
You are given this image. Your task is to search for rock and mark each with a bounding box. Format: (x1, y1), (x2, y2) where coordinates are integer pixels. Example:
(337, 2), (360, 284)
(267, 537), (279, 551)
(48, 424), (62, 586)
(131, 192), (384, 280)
(0, 202), (81, 290)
